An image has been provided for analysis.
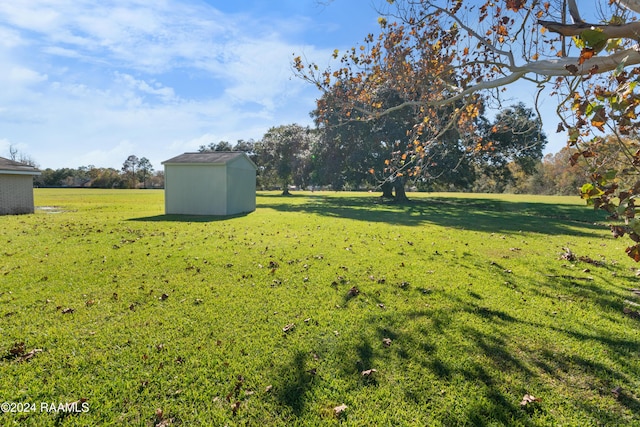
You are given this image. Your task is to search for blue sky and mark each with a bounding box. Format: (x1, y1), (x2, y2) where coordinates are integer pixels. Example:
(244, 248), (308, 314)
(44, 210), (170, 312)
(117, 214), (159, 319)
(0, 0), (564, 170)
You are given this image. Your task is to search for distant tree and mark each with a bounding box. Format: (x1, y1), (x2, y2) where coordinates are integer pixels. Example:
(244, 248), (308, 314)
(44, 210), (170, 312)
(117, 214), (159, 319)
(199, 141), (233, 152)
(137, 157), (154, 189)
(255, 124), (317, 195)
(149, 170), (165, 189)
(474, 103), (547, 192)
(232, 139), (255, 154)
(122, 155), (140, 189)
(537, 148), (590, 196)
(90, 167), (123, 188)
(6, 144), (38, 168)
(312, 87), (410, 194)
(37, 168), (74, 187)
(8, 145), (18, 161)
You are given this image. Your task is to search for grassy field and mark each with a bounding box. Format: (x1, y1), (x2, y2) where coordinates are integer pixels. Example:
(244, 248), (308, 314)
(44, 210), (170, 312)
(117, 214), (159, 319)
(1, 189), (639, 426)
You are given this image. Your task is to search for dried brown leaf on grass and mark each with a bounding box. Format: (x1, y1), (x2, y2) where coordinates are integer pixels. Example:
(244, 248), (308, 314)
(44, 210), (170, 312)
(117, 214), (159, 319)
(520, 394), (541, 406)
(333, 404), (348, 417)
(6, 342), (43, 362)
(154, 408), (174, 427)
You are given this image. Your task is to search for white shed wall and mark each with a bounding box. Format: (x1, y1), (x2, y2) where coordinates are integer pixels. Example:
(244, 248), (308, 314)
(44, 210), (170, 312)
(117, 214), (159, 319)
(0, 174), (35, 215)
(165, 165), (228, 215)
(227, 162), (257, 214)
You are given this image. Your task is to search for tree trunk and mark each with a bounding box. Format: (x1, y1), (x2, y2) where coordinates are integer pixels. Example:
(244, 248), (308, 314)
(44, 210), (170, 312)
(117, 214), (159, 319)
(393, 179), (409, 202)
(381, 181), (394, 198)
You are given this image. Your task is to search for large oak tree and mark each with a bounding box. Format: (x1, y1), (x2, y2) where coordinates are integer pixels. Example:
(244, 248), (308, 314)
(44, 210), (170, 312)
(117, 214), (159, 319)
(297, 0), (640, 260)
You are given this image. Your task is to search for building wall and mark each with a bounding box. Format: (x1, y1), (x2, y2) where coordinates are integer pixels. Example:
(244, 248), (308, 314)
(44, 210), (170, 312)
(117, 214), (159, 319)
(227, 162), (256, 215)
(0, 174), (35, 215)
(165, 164), (227, 215)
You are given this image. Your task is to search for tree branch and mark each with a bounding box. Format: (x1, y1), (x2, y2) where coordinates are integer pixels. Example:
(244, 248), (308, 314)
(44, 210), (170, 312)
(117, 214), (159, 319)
(567, 0), (584, 24)
(539, 19), (640, 38)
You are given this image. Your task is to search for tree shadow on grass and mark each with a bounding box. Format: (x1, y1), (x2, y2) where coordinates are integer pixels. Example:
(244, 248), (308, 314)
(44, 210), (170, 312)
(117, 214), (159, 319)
(356, 274), (639, 425)
(258, 194), (605, 236)
(272, 351), (316, 416)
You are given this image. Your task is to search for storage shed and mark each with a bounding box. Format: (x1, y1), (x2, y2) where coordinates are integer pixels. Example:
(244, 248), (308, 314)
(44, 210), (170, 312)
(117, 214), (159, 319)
(162, 152), (257, 216)
(0, 157), (41, 215)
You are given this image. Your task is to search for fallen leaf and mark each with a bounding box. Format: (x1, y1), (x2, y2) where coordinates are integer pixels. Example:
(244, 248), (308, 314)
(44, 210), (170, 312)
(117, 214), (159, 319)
(347, 286), (359, 297)
(282, 323), (295, 333)
(61, 397), (87, 412)
(160, 293), (169, 301)
(382, 338), (392, 347)
(154, 408), (174, 427)
(9, 342), (26, 356)
(265, 385), (273, 393)
(520, 394), (541, 406)
(231, 401), (241, 416)
(560, 247), (576, 261)
(19, 348), (43, 362)
(226, 376), (245, 402)
(611, 386), (623, 398)
(333, 404), (348, 417)
(61, 307), (75, 314)
(361, 369), (377, 376)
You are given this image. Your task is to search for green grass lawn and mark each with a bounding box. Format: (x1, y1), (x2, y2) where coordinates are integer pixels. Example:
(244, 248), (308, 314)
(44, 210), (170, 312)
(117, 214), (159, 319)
(1, 189), (639, 426)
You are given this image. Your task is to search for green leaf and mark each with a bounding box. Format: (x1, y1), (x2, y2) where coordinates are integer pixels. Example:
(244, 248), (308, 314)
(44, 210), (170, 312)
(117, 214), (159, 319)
(580, 29), (608, 53)
(580, 183), (603, 199)
(629, 219), (640, 236)
(568, 127), (580, 144)
(585, 104), (604, 118)
(572, 36), (585, 50)
(615, 54), (630, 76)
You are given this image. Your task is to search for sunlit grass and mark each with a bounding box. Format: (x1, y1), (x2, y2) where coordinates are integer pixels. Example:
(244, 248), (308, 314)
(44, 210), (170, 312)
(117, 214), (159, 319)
(0, 189), (638, 426)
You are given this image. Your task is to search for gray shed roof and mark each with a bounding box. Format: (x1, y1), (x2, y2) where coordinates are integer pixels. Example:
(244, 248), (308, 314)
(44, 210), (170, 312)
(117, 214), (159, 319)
(162, 152), (256, 169)
(0, 156), (41, 175)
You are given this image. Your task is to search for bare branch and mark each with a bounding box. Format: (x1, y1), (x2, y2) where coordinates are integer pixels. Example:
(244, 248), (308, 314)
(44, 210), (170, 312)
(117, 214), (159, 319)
(539, 19), (640, 38)
(425, 1), (516, 68)
(567, 0), (584, 24)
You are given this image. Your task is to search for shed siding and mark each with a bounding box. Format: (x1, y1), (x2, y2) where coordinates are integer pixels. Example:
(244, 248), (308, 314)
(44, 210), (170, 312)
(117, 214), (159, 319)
(163, 152), (256, 216)
(227, 163), (256, 214)
(0, 174), (35, 215)
(165, 165), (228, 215)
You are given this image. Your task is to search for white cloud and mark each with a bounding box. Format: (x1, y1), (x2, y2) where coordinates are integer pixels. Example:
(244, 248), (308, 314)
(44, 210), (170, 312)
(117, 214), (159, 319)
(0, 25), (24, 48)
(6, 66), (48, 84)
(114, 72), (175, 101)
(0, 0), (341, 169)
(74, 139), (136, 168)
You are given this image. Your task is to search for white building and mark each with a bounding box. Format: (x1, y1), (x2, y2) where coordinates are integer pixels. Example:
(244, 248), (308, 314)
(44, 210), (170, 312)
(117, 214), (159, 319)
(162, 152), (257, 216)
(0, 157), (41, 215)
